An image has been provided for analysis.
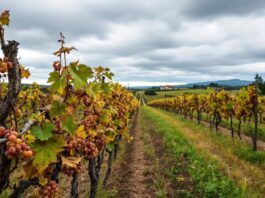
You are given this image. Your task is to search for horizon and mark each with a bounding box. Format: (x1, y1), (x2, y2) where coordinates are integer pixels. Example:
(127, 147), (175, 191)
(1, 1), (265, 86)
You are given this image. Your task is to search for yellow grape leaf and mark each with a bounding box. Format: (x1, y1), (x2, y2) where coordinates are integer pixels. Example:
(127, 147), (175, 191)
(37, 114), (45, 123)
(23, 133), (36, 144)
(62, 156), (81, 168)
(0, 10), (10, 26)
(75, 125), (87, 138)
(39, 177), (48, 186)
(105, 136), (114, 143)
(88, 130), (97, 137)
(20, 65), (31, 78)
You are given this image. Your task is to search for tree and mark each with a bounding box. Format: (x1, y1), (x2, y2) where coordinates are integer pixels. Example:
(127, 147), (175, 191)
(144, 89), (157, 95)
(254, 74), (265, 95)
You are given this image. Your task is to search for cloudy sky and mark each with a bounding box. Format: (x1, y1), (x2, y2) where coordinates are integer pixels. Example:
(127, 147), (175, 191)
(1, 0), (265, 86)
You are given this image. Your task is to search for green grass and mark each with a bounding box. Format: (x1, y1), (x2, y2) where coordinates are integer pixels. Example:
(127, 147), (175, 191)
(140, 106), (245, 198)
(161, 109), (265, 166)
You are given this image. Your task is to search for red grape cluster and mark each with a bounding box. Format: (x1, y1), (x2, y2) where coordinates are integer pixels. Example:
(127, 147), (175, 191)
(94, 135), (106, 152)
(39, 180), (59, 198)
(52, 119), (61, 134)
(61, 163), (81, 177)
(0, 57), (12, 73)
(66, 137), (98, 159)
(0, 126), (33, 160)
(82, 115), (98, 129)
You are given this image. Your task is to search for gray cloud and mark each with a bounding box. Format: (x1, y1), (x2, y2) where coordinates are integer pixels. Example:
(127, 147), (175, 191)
(0, 0), (265, 86)
(184, 0), (265, 18)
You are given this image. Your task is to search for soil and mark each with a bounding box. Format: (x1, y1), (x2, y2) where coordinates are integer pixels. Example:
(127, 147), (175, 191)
(106, 110), (154, 198)
(106, 110), (195, 198)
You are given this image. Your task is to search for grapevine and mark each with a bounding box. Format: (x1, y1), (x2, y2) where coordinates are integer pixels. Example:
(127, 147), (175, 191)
(148, 86), (263, 151)
(0, 10), (139, 198)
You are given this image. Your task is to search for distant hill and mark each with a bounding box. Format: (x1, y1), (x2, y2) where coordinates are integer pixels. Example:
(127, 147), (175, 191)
(176, 79), (252, 88)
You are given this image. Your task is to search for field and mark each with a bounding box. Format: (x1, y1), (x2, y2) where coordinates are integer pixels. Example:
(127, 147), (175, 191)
(100, 105), (265, 197)
(142, 89), (239, 102)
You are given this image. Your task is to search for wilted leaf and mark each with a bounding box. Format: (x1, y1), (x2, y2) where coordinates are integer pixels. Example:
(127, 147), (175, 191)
(0, 10), (10, 26)
(62, 156), (81, 168)
(19, 65), (31, 78)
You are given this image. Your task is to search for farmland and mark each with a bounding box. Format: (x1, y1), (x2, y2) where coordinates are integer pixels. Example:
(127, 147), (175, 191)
(142, 89), (239, 102)
(1, 7), (265, 198)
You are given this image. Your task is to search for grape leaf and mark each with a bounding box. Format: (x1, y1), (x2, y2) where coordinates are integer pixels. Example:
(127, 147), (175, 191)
(86, 82), (101, 99)
(49, 100), (66, 118)
(23, 133), (36, 143)
(106, 141), (115, 151)
(62, 116), (77, 136)
(101, 83), (112, 93)
(19, 65), (31, 78)
(48, 71), (67, 94)
(68, 63), (92, 89)
(75, 125), (87, 138)
(99, 109), (111, 124)
(62, 156), (81, 168)
(31, 137), (66, 174)
(31, 122), (55, 141)
(0, 10), (10, 26)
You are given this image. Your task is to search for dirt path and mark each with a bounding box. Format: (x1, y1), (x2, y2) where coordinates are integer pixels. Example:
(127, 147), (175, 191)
(107, 111), (155, 198)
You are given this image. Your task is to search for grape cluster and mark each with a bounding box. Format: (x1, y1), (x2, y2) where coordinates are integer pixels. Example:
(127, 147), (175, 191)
(94, 135), (106, 152)
(0, 57), (12, 73)
(82, 115), (98, 129)
(39, 180), (59, 198)
(66, 137), (98, 159)
(0, 126), (33, 160)
(83, 97), (92, 106)
(52, 119), (61, 134)
(61, 163), (81, 177)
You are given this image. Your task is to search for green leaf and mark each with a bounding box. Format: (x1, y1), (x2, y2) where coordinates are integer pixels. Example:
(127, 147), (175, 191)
(48, 71), (67, 94)
(101, 83), (112, 93)
(31, 122), (55, 141)
(68, 63), (93, 89)
(31, 137), (66, 174)
(104, 71), (114, 80)
(86, 82), (101, 99)
(106, 141), (115, 151)
(100, 109), (111, 124)
(62, 116), (77, 136)
(49, 101), (66, 118)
